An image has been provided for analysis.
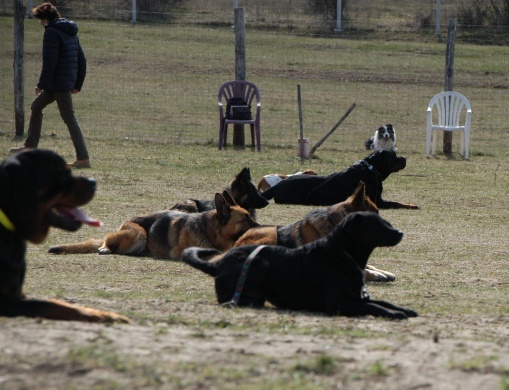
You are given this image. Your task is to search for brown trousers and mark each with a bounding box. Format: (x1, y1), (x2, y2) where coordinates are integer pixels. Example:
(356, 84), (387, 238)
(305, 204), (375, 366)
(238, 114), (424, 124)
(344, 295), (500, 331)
(24, 90), (89, 160)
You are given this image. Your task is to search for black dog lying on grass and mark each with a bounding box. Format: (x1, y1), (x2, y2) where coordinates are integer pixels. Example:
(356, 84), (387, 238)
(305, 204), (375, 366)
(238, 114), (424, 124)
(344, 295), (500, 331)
(261, 149), (419, 209)
(182, 212), (418, 319)
(0, 149), (129, 323)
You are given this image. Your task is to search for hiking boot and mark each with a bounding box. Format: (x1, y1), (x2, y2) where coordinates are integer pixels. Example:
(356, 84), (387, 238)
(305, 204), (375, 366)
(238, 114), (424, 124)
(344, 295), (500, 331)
(9, 146), (31, 154)
(67, 159), (91, 169)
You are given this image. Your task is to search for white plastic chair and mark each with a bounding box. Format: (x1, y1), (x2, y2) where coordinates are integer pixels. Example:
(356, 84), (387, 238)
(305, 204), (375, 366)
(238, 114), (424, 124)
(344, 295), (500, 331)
(426, 91), (472, 159)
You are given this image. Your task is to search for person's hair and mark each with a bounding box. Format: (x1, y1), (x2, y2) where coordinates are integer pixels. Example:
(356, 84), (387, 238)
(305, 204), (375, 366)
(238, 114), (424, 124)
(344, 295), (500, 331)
(32, 2), (61, 21)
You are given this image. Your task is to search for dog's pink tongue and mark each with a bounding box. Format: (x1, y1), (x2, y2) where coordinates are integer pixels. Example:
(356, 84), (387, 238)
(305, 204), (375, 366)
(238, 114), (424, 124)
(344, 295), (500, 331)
(61, 207), (103, 227)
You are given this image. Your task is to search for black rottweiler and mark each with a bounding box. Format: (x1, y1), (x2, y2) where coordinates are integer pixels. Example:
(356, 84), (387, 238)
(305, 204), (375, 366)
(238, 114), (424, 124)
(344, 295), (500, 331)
(0, 149), (129, 323)
(182, 212), (418, 319)
(170, 167), (269, 219)
(261, 150), (419, 209)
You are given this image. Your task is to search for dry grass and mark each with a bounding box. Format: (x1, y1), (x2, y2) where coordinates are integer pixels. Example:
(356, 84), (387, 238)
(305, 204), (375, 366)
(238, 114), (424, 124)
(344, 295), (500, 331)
(1, 134), (509, 388)
(1, 5), (509, 388)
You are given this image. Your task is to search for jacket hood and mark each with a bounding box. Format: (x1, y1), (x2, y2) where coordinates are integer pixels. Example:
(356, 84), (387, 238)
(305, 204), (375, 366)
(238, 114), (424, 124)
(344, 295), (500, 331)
(47, 18), (78, 36)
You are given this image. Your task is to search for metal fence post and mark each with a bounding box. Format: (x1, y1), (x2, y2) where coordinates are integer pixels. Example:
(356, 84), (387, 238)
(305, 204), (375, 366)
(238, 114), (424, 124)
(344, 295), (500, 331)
(131, 0), (136, 24)
(335, 0), (342, 32)
(26, 0), (33, 18)
(443, 17), (456, 155)
(435, 0), (441, 39)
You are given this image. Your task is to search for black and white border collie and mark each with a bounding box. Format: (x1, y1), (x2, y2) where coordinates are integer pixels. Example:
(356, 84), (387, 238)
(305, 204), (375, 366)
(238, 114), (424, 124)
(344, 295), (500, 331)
(365, 124), (397, 151)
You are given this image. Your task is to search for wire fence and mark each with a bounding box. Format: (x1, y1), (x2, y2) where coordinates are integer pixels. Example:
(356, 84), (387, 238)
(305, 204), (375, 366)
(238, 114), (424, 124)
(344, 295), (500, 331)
(1, 0), (509, 156)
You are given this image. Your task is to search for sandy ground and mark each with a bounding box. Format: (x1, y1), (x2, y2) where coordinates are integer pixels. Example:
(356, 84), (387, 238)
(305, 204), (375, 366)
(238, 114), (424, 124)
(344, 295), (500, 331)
(1, 311), (508, 389)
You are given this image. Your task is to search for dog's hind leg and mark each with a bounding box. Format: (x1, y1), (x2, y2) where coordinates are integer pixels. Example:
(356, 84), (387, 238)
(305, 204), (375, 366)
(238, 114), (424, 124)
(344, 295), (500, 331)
(100, 221), (147, 255)
(48, 238), (104, 254)
(48, 221), (148, 256)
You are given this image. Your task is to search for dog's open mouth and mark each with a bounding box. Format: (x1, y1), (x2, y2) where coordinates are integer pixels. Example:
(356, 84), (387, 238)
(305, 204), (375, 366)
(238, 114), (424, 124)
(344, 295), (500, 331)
(45, 206), (103, 231)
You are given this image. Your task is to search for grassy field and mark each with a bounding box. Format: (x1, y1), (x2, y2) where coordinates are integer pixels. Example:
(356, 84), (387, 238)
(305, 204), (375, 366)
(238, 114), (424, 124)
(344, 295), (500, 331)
(2, 12), (509, 154)
(0, 6), (509, 389)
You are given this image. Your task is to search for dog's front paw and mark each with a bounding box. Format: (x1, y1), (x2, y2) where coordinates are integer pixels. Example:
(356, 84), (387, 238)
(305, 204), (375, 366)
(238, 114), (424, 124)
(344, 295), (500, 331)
(386, 310), (411, 320)
(403, 308), (418, 317)
(365, 266), (396, 282)
(97, 311), (130, 323)
(79, 308), (130, 323)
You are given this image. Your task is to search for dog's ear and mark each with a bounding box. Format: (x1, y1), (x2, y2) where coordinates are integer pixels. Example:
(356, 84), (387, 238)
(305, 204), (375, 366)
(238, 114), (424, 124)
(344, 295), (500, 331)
(221, 190), (237, 206)
(236, 167), (252, 181)
(214, 192), (231, 224)
(350, 181), (367, 208)
(352, 181), (365, 197)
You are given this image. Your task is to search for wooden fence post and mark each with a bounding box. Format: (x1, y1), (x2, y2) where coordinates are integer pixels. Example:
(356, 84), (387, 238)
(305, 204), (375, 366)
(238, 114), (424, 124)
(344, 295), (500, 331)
(14, 0), (25, 137)
(233, 7), (246, 148)
(297, 84), (305, 159)
(443, 17), (456, 155)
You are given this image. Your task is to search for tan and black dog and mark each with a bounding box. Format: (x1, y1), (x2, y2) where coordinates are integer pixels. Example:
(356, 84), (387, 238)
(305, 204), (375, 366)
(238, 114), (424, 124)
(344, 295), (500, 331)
(257, 169), (318, 193)
(182, 212), (418, 319)
(235, 182), (395, 282)
(0, 149), (129, 323)
(49, 191), (259, 260)
(170, 167), (268, 219)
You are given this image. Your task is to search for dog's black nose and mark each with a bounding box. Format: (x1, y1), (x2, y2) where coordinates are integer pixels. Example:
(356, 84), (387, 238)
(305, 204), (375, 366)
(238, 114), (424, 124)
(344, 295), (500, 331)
(84, 177), (97, 188)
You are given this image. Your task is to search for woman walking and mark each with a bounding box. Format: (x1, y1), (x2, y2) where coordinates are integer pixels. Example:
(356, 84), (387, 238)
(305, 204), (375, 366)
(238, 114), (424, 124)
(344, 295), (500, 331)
(10, 2), (90, 168)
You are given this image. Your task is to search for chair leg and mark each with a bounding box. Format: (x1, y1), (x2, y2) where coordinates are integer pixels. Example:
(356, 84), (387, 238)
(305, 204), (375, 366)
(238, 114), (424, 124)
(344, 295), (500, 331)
(219, 125), (229, 150)
(459, 132), (465, 157)
(432, 130), (439, 156)
(250, 124), (255, 148)
(464, 131), (470, 160)
(219, 120), (225, 150)
(425, 128), (432, 158)
(255, 124), (261, 152)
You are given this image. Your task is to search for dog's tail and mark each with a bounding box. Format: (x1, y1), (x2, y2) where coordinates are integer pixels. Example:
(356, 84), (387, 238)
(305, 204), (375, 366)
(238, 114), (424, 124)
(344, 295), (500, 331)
(260, 184), (276, 201)
(181, 247), (223, 277)
(48, 238), (104, 254)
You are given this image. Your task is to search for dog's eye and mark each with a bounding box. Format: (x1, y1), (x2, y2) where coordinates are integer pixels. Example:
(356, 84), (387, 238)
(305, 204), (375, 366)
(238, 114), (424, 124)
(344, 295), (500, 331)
(38, 176), (74, 201)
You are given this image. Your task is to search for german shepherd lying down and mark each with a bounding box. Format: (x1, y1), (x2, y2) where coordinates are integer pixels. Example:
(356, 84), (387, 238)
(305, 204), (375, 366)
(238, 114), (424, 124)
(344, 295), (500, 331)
(170, 167), (269, 218)
(261, 149), (419, 209)
(182, 212), (418, 319)
(235, 182), (395, 282)
(0, 149), (128, 322)
(48, 191), (259, 260)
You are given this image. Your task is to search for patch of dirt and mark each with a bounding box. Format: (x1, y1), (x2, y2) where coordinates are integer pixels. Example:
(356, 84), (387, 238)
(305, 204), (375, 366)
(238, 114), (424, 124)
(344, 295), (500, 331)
(0, 313), (508, 389)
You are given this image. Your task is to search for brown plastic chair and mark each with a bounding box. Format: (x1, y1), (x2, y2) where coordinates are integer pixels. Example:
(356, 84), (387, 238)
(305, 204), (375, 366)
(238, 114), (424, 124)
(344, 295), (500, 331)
(218, 80), (261, 151)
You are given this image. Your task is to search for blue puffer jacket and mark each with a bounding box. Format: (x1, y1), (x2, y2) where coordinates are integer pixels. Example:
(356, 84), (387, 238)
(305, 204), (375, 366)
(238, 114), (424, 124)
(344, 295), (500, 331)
(37, 18), (86, 92)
